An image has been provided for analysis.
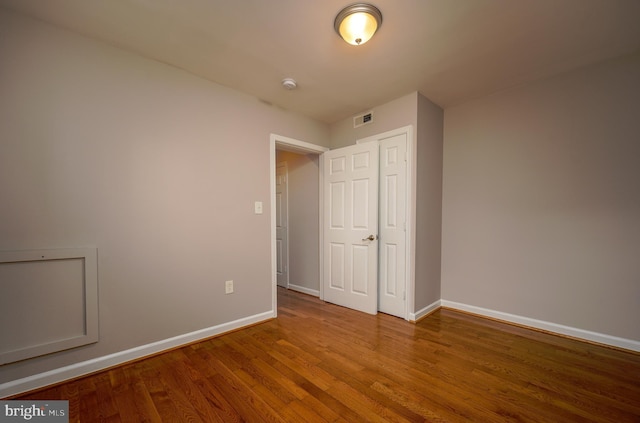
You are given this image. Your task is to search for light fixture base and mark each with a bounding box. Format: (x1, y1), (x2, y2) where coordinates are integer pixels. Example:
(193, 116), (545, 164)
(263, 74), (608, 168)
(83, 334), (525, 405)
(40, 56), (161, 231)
(334, 3), (382, 46)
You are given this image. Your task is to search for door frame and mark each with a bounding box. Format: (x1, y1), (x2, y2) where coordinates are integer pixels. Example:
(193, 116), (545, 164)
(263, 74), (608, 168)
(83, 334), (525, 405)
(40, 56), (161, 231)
(269, 126), (415, 321)
(270, 134), (328, 317)
(356, 125), (415, 321)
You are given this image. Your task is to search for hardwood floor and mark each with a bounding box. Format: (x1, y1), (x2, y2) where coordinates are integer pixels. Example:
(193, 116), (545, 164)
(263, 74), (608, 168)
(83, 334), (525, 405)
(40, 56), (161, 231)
(18, 288), (640, 422)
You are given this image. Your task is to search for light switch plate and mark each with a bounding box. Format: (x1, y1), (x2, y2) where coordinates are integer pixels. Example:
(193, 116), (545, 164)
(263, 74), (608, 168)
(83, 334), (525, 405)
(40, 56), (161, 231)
(254, 201), (263, 214)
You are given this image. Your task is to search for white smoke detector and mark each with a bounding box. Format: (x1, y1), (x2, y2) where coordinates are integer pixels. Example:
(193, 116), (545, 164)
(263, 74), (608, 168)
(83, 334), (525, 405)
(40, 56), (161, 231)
(282, 78), (297, 90)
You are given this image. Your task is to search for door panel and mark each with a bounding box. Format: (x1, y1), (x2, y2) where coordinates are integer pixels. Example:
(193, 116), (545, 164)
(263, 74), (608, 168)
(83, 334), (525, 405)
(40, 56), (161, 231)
(329, 243), (345, 289)
(383, 244), (398, 295)
(352, 178), (370, 228)
(352, 245), (370, 294)
(323, 142), (379, 314)
(329, 181), (345, 229)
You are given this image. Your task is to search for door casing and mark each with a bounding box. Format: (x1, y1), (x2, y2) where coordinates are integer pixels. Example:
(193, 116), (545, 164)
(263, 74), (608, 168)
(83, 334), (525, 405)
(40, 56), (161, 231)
(270, 134), (328, 317)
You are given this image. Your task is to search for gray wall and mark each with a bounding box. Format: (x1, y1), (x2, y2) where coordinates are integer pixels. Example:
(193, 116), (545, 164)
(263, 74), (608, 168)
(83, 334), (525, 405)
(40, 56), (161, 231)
(330, 92), (417, 149)
(415, 94), (444, 311)
(442, 52), (640, 340)
(275, 151), (320, 293)
(0, 9), (329, 383)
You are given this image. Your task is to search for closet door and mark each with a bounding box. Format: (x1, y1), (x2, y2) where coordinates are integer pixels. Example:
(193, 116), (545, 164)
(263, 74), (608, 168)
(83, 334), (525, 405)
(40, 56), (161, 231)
(378, 134), (407, 317)
(322, 142), (379, 315)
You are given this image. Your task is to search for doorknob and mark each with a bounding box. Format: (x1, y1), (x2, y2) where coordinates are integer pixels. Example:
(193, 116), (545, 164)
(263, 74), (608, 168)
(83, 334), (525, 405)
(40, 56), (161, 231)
(362, 234), (377, 241)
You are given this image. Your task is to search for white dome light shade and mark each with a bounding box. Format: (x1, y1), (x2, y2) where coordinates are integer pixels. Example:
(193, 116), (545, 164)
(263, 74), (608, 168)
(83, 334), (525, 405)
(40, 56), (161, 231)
(334, 3), (382, 46)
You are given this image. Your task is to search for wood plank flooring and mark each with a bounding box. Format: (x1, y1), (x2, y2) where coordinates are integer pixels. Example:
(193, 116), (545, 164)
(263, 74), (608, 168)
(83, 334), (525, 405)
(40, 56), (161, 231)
(18, 288), (640, 422)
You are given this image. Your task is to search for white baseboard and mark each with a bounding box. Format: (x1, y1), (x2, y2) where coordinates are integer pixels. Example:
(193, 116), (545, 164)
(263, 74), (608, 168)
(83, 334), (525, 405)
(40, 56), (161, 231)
(287, 284), (320, 297)
(5, 300), (637, 398)
(410, 299), (441, 322)
(0, 310), (274, 398)
(440, 300), (640, 353)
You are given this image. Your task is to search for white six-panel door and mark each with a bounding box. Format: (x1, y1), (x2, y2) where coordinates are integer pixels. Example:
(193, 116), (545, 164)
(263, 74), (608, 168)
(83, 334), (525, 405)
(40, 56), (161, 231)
(323, 142), (379, 314)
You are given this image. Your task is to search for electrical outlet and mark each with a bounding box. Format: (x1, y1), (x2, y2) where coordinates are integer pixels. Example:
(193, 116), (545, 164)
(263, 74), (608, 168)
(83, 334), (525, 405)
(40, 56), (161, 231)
(225, 280), (234, 294)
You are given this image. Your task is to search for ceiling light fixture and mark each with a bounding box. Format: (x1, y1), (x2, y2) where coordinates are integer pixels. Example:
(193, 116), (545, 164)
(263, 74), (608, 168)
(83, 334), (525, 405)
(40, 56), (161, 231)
(334, 3), (382, 46)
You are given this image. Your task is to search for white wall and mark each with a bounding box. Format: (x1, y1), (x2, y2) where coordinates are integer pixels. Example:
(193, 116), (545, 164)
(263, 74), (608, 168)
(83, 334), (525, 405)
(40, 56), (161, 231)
(275, 151), (320, 293)
(442, 53), (640, 341)
(0, 8), (329, 387)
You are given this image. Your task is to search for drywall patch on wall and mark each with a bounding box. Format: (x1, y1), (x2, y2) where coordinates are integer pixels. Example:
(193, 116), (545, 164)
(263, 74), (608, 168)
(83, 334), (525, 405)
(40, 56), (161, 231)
(0, 248), (98, 365)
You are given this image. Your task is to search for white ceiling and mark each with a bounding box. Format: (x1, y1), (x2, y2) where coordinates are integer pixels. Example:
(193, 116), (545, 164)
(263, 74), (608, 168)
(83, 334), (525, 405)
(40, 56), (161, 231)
(2, 0), (640, 124)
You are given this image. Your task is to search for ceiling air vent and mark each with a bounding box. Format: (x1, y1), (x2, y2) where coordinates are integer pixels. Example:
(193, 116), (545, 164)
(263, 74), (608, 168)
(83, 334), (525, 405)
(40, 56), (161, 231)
(353, 111), (373, 128)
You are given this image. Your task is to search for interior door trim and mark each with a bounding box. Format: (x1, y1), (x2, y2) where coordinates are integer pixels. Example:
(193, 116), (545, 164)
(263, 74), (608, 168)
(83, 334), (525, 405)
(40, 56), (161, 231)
(270, 134), (329, 318)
